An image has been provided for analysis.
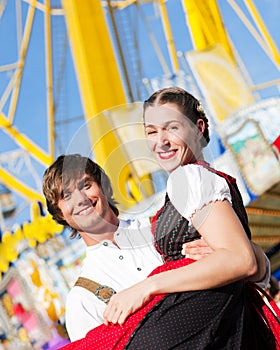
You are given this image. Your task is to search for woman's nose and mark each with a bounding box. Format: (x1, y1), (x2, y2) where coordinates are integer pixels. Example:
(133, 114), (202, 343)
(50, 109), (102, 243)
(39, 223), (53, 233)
(157, 130), (170, 147)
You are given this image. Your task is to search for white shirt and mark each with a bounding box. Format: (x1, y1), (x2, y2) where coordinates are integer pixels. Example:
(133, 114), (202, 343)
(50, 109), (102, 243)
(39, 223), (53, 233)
(65, 218), (163, 341)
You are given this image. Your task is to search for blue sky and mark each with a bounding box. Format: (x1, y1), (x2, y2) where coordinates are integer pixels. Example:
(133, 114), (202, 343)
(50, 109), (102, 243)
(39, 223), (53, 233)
(0, 0), (280, 229)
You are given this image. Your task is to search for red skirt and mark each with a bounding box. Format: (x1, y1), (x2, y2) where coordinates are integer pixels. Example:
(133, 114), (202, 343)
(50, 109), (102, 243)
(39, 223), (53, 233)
(59, 258), (195, 350)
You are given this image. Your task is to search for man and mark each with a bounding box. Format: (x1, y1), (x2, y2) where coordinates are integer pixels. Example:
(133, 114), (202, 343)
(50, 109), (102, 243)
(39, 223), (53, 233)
(42, 154), (270, 341)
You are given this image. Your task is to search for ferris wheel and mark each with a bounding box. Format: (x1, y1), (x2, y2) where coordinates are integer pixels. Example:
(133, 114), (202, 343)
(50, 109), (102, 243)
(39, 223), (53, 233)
(0, 0), (279, 234)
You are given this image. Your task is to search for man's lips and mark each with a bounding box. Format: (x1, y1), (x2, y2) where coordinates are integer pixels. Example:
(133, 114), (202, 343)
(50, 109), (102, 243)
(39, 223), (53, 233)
(158, 150), (177, 159)
(75, 203), (97, 216)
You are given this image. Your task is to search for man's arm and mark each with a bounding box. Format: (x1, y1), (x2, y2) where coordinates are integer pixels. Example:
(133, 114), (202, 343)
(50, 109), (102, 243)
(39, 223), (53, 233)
(249, 241), (270, 288)
(182, 239), (270, 287)
(65, 288), (105, 341)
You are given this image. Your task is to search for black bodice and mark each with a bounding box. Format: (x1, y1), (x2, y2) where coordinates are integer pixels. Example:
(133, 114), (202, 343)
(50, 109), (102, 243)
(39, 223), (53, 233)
(152, 162), (251, 263)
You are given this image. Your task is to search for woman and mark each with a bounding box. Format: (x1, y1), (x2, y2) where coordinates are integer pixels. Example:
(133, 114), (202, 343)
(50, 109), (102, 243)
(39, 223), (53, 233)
(61, 87), (276, 349)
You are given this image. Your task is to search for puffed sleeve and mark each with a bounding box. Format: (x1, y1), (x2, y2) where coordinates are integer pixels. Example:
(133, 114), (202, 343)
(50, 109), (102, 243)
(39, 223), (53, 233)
(166, 164), (232, 224)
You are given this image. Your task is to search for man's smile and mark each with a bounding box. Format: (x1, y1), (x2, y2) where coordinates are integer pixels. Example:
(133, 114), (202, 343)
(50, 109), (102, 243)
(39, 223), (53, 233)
(75, 203), (96, 216)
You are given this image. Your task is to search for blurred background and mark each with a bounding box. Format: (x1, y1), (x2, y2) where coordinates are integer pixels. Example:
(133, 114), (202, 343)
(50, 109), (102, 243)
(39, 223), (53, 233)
(0, 0), (279, 348)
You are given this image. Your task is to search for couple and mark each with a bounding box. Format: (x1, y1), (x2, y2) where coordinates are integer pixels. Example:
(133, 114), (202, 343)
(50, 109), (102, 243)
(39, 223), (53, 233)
(43, 87), (275, 349)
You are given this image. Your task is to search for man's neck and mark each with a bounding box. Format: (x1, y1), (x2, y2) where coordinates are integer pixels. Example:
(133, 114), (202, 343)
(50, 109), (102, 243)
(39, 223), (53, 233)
(81, 216), (120, 247)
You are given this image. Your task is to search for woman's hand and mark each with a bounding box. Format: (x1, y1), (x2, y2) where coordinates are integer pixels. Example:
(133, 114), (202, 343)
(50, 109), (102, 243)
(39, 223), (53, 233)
(103, 281), (152, 326)
(182, 238), (213, 260)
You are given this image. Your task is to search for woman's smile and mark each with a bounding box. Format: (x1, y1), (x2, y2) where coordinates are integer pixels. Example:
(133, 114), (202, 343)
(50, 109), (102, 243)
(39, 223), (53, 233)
(158, 150), (177, 159)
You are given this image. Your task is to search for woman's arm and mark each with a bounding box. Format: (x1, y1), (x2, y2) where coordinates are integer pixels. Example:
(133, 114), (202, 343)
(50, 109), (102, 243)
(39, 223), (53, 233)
(103, 200), (257, 325)
(183, 239), (269, 285)
(145, 200), (257, 292)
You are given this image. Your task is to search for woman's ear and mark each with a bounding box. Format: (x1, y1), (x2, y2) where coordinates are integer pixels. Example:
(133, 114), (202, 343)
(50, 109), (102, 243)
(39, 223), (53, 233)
(196, 119), (205, 134)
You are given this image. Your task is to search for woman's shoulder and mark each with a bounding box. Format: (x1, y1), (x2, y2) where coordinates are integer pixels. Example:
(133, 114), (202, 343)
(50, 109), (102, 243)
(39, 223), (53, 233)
(167, 163), (232, 221)
(169, 162), (218, 183)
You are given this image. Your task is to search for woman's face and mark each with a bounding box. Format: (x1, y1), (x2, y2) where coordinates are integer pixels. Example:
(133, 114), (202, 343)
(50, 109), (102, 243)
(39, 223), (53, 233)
(144, 102), (204, 173)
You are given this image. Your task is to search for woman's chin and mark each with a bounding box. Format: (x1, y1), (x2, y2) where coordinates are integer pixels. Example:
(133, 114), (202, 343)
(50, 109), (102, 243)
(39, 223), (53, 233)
(158, 160), (181, 173)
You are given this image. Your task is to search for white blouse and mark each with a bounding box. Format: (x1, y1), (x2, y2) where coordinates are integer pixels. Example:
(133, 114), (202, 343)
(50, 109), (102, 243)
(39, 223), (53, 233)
(166, 164), (232, 224)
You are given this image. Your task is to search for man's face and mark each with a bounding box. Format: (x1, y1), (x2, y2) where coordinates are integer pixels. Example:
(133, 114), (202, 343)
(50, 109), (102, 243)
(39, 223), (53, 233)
(57, 174), (112, 234)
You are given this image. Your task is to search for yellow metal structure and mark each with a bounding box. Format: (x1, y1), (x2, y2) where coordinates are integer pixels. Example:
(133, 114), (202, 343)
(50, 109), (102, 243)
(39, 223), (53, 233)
(0, 0), (54, 164)
(227, 0), (280, 71)
(0, 167), (45, 203)
(181, 0), (255, 122)
(158, 0), (179, 73)
(0, 115), (52, 166)
(182, 0), (235, 63)
(187, 44), (254, 122)
(62, 0), (153, 209)
(61, 0), (127, 114)
(0, 0), (55, 203)
(44, 0), (55, 163)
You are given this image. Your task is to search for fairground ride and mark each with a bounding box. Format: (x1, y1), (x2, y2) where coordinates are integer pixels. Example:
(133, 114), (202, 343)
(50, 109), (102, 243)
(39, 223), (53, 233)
(0, 0), (280, 272)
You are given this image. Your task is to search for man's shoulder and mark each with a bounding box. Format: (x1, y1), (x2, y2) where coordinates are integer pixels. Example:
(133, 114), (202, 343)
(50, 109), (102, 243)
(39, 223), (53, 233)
(118, 217), (153, 239)
(117, 217), (154, 248)
(66, 281), (102, 305)
(119, 217), (151, 229)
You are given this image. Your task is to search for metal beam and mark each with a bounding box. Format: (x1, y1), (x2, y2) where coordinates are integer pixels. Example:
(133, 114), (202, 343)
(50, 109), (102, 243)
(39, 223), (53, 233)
(62, 0), (150, 210)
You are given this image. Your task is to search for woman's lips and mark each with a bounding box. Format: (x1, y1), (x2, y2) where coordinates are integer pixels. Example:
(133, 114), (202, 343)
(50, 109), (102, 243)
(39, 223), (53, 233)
(158, 150), (177, 159)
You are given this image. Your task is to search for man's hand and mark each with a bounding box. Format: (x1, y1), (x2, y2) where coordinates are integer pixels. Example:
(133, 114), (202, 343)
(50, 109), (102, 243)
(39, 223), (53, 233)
(182, 238), (213, 260)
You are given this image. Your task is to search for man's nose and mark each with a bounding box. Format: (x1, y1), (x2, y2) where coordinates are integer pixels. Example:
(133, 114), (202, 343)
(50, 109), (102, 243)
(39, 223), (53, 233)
(73, 189), (88, 204)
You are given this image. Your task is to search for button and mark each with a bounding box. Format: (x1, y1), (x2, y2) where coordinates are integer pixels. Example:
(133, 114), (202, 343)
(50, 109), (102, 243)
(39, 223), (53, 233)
(137, 267), (142, 271)
(103, 242), (108, 246)
(119, 255), (124, 260)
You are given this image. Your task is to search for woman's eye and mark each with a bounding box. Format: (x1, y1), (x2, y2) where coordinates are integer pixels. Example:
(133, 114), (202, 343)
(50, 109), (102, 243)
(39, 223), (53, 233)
(146, 130), (156, 135)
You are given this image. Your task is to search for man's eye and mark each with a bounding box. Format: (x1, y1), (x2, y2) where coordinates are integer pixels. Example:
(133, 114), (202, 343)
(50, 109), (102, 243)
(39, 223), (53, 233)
(84, 182), (91, 189)
(168, 125), (178, 131)
(146, 130), (156, 135)
(62, 192), (70, 200)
